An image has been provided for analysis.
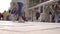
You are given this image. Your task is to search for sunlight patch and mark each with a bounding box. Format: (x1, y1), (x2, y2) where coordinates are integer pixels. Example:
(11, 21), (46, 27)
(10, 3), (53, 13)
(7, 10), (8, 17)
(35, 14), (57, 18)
(0, 0), (12, 13)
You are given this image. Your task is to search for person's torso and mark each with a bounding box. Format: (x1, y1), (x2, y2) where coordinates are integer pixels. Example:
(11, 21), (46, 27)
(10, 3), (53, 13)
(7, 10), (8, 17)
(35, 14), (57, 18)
(3, 12), (8, 17)
(36, 12), (40, 17)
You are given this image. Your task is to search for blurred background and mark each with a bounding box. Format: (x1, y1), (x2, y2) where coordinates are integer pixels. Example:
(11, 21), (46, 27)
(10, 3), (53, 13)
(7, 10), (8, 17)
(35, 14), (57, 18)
(0, 0), (60, 23)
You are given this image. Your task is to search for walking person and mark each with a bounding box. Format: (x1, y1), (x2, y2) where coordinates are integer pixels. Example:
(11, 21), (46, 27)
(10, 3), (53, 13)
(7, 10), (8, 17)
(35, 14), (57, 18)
(53, 2), (60, 23)
(0, 13), (3, 20)
(11, 7), (18, 21)
(36, 11), (40, 20)
(44, 5), (52, 22)
(17, 2), (24, 22)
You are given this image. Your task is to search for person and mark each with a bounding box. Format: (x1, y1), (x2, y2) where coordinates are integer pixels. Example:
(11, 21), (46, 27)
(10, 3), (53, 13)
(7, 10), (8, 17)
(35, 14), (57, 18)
(17, 2), (24, 22)
(11, 8), (18, 21)
(7, 10), (12, 20)
(51, 12), (55, 22)
(44, 5), (52, 22)
(2, 10), (8, 20)
(0, 13), (3, 20)
(53, 2), (60, 23)
(36, 11), (40, 20)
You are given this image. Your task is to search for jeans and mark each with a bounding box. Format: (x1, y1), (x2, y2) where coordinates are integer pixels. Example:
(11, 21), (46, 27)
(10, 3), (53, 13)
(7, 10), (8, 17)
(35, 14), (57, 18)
(55, 13), (60, 23)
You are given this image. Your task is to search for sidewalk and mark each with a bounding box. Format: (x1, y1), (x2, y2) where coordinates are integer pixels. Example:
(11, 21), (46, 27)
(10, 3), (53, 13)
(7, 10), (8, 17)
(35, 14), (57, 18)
(0, 21), (60, 34)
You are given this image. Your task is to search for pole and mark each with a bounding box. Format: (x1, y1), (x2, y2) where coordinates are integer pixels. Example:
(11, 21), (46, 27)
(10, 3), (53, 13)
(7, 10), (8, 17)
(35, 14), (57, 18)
(25, 0), (29, 20)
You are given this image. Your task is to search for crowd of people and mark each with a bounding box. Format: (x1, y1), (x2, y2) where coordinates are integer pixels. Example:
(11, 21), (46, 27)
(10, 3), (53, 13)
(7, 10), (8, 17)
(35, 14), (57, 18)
(0, 9), (26, 22)
(35, 1), (60, 23)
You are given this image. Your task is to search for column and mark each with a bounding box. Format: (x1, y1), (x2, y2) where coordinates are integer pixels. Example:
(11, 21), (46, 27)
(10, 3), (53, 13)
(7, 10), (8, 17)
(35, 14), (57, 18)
(25, 0), (29, 19)
(43, 5), (45, 13)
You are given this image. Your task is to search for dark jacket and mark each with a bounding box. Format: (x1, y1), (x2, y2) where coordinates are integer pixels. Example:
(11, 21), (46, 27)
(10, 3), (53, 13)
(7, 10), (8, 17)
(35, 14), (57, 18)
(36, 12), (40, 17)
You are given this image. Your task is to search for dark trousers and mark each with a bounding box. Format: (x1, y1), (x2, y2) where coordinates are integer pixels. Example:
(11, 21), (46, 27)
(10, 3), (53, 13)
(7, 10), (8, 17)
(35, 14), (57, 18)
(36, 17), (39, 20)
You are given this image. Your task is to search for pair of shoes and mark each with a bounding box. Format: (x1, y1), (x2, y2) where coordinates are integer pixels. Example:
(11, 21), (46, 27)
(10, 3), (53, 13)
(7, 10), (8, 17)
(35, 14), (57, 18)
(18, 21), (25, 23)
(18, 19), (25, 23)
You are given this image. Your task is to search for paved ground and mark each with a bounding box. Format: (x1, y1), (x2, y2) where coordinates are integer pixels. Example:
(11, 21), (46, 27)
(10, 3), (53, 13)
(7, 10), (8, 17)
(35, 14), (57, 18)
(0, 21), (60, 34)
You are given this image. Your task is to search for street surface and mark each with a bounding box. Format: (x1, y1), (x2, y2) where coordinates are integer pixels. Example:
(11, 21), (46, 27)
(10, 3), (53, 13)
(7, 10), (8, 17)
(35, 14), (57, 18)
(0, 21), (60, 34)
